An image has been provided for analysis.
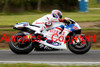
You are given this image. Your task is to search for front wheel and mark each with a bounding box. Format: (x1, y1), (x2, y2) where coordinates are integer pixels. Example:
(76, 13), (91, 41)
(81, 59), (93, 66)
(68, 34), (91, 54)
(9, 32), (34, 54)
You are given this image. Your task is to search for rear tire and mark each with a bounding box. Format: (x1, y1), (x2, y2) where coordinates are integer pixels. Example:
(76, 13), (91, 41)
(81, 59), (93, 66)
(9, 32), (34, 54)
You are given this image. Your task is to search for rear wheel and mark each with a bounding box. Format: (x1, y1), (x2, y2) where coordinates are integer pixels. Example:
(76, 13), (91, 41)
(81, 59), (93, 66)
(68, 34), (91, 54)
(9, 32), (34, 54)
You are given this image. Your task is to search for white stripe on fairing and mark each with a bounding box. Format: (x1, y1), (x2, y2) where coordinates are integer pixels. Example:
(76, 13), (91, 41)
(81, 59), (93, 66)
(0, 61), (100, 65)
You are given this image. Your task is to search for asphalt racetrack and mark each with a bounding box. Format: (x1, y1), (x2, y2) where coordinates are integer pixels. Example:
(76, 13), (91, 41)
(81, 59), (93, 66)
(0, 50), (100, 65)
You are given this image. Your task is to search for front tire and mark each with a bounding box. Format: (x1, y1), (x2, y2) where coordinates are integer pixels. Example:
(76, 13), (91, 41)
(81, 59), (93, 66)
(68, 35), (91, 54)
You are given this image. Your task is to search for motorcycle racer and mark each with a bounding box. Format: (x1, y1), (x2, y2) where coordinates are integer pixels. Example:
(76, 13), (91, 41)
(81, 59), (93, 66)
(32, 9), (70, 33)
(10, 10), (90, 54)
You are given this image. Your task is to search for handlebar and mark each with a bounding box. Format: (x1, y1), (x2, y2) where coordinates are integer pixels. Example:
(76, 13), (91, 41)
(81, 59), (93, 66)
(64, 18), (76, 25)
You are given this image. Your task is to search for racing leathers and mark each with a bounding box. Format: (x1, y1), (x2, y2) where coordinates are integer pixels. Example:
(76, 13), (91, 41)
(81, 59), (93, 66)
(32, 14), (67, 33)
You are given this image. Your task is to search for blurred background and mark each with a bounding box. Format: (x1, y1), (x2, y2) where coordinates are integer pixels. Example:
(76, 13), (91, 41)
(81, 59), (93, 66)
(0, 0), (78, 13)
(0, 0), (100, 49)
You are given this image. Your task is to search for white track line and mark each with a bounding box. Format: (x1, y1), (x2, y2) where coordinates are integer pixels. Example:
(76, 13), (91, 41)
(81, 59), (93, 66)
(0, 61), (100, 65)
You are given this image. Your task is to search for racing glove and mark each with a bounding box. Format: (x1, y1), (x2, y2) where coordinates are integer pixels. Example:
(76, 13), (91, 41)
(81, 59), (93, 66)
(59, 19), (67, 22)
(59, 17), (70, 24)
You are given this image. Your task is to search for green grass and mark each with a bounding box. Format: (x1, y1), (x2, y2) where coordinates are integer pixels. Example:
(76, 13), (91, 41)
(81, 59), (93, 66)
(0, 9), (100, 27)
(89, 0), (100, 8)
(0, 63), (100, 67)
(0, 13), (47, 27)
(91, 47), (100, 50)
(0, 29), (17, 31)
(82, 28), (100, 30)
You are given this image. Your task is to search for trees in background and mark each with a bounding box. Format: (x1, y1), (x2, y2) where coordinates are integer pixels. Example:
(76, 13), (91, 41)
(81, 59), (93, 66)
(37, 0), (41, 11)
(0, 0), (78, 13)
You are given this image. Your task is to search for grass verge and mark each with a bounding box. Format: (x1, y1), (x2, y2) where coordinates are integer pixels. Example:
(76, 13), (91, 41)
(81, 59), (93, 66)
(91, 47), (100, 50)
(0, 9), (100, 27)
(0, 29), (17, 31)
(0, 63), (100, 67)
(82, 28), (100, 30)
(89, 0), (100, 8)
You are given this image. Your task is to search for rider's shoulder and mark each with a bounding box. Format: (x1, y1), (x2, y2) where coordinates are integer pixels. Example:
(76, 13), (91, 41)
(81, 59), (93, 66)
(45, 14), (52, 17)
(42, 14), (53, 19)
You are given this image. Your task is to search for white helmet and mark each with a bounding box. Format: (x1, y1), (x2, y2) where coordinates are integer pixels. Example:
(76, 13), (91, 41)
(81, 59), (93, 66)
(51, 9), (62, 19)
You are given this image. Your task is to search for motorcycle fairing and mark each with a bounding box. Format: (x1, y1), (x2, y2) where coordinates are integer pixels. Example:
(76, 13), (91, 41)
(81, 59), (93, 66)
(40, 23), (80, 49)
